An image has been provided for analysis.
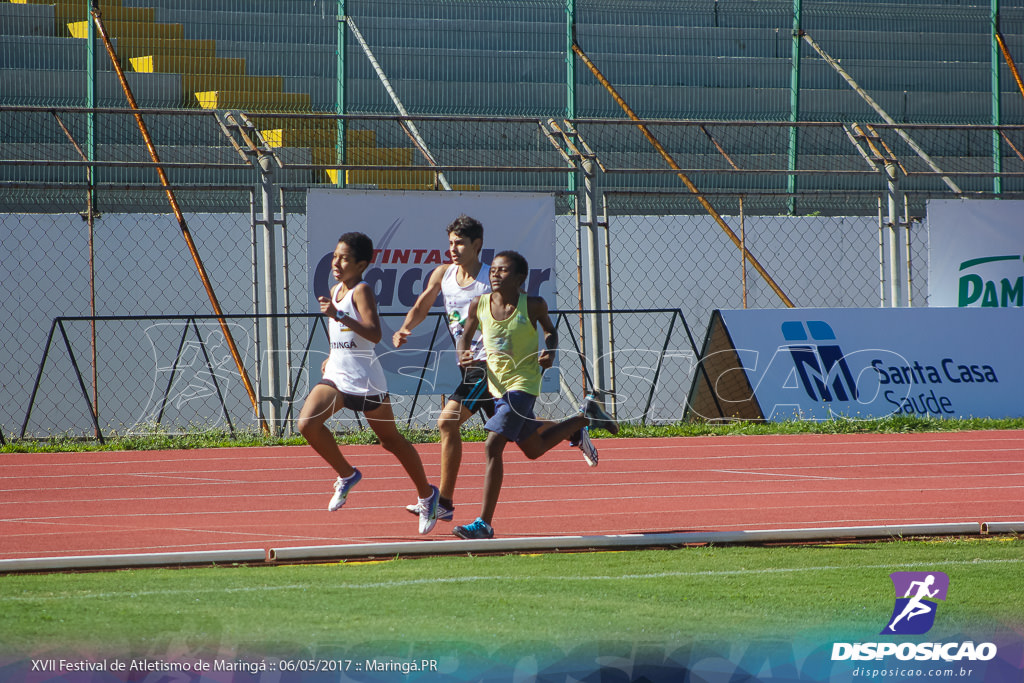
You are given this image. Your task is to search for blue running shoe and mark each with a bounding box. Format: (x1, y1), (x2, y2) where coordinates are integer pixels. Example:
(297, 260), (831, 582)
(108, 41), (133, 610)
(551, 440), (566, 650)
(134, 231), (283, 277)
(453, 517), (494, 539)
(328, 469), (362, 511)
(418, 485), (440, 535)
(577, 427), (598, 467)
(582, 395), (619, 435)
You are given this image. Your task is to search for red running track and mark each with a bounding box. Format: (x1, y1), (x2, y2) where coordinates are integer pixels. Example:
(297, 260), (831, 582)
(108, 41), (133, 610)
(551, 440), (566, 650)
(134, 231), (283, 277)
(2, 431), (1023, 561)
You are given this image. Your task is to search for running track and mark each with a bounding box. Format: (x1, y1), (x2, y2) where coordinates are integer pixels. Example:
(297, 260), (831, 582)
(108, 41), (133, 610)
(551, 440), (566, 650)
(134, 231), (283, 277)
(2, 431), (1023, 563)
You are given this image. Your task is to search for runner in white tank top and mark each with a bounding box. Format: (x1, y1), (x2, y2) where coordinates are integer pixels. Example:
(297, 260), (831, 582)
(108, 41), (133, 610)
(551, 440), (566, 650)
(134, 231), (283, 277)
(297, 232), (440, 535)
(392, 216), (497, 521)
(322, 281), (388, 396)
(441, 258), (489, 363)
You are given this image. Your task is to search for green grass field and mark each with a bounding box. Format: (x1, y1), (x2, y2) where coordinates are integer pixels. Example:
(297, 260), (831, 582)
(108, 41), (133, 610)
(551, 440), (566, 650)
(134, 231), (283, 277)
(2, 538), (1022, 660)
(4, 415), (1024, 453)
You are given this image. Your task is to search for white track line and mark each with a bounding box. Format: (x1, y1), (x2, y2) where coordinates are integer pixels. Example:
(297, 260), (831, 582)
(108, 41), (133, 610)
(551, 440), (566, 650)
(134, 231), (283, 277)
(3, 558), (1022, 601)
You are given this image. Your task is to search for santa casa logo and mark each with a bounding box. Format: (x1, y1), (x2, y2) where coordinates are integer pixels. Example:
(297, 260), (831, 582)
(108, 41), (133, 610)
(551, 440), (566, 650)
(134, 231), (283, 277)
(882, 571), (949, 635)
(780, 320), (858, 402)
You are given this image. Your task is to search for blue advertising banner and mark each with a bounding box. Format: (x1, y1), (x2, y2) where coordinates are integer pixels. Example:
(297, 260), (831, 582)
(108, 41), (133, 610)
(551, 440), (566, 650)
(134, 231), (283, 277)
(690, 308), (1024, 421)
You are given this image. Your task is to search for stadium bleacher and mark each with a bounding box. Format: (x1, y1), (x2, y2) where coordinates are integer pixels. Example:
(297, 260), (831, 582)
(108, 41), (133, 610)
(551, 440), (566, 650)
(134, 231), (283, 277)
(3, 0), (1024, 193)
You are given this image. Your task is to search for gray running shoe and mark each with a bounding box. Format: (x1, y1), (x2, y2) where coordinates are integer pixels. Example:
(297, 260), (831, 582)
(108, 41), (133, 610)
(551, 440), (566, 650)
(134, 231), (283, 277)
(582, 395), (620, 435)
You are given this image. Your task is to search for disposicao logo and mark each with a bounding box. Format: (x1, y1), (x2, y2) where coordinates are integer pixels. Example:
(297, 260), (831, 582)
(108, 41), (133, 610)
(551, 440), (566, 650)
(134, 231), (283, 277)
(831, 570), (998, 664)
(882, 571), (949, 635)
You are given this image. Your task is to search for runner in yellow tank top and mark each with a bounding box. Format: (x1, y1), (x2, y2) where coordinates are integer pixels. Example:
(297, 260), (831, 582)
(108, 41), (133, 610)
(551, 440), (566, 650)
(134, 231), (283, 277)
(477, 288), (543, 397)
(452, 251), (619, 539)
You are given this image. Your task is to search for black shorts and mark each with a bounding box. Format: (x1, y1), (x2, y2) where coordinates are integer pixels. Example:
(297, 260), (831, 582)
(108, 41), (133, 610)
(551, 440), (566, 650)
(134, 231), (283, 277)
(450, 362), (496, 417)
(318, 379), (388, 413)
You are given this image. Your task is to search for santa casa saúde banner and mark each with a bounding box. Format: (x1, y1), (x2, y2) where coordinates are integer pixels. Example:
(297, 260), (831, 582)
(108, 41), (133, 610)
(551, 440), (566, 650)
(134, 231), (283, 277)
(688, 307), (1024, 422)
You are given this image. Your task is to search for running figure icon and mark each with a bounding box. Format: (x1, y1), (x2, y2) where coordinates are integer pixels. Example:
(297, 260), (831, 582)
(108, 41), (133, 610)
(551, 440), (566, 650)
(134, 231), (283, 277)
(887, 574), (939, 631)
(882, 571), (949, 635)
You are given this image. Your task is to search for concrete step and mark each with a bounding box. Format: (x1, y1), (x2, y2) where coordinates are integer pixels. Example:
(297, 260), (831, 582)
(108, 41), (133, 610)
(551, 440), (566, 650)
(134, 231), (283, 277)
(145, 8), (333, 44)
(0, 35), (83, 69)
(11, 0), (149, 23)
(114, 36), (217, 60)
(194, 89), (311, 111)
(67, 18), (185, 41)
(0, 0), (54, 36)
(310, 146), (415, 166)
(120, 0), (324, 15)
(0, 67), (183, 107)
(260, 127), (376, 148)
(129, 53), (246, 76)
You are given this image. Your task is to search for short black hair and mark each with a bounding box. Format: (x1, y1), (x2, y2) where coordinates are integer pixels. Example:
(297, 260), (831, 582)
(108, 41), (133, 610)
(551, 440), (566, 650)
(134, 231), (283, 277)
(446, 215), (484, 243)
(337, 232), (374, 264)
(494, 250), (528, 276)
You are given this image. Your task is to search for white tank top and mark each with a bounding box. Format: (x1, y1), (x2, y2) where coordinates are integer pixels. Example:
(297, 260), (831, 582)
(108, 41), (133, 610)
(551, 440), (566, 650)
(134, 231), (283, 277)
(322, 283), (388, 396)
(441, 263), (489, 362)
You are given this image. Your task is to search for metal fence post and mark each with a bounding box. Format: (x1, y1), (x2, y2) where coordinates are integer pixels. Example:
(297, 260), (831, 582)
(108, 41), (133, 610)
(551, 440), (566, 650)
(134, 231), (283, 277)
(259, 154), (284, 433)
(336, 0), (346, 189)
(993, 0), (1003, 195)
(886, 160), (902, 307)
(787, 0), (802, 215)
(581, 158), (606, 392)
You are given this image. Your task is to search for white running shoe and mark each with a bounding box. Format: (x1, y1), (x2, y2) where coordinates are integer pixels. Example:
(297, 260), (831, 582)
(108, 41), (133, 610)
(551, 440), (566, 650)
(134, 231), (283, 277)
(406, 499), (455, 522)
(328, 469), (362, 511)
(417, 485), (440, 534)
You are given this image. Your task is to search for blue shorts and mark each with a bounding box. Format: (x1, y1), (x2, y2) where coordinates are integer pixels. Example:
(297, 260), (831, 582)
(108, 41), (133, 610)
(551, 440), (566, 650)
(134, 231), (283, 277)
(484, 390), (541, 443)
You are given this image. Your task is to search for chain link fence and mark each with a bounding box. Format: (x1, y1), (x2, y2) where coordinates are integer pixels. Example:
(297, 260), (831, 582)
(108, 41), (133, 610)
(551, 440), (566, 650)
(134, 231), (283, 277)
(5, 108), (1012, 440)
(5, 0), (1024, 439)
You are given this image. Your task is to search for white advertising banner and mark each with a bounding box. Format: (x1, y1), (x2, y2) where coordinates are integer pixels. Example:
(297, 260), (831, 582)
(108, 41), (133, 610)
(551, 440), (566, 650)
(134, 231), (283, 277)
(927, 198), (1024, 308)
(708, 308), (1024, 421)
(306, 190), (557, 395)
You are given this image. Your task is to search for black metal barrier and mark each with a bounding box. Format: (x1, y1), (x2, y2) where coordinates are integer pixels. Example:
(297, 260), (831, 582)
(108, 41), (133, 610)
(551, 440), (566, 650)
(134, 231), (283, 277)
(18, 309), (707, 442)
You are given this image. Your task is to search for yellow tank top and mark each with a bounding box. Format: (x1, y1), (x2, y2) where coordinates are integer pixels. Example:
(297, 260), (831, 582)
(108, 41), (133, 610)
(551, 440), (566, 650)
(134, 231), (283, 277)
(478, 292), (542, 396)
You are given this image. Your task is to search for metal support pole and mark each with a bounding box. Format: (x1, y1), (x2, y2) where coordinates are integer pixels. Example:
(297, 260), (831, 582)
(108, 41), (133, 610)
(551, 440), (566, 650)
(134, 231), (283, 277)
(250, 189), (265, 430)
(581, 158), (606, 393)
(344, 15), (451, 190)
(886, 161), (901, 307)
(573, 192), (587, 395)
(336, 0), (346, 188)
(86, 0), (96, 202)
(740, 197), (748, 308)
(86, 1), (98, 432)
(878, 196), (886, 307)
(260, 155), (283, 433)
(565, 0), (577, 193)
(993, 0), (1003, 195)
(787, 0), (802, 215)
(601, 194), (616, 416)
(279, 188), (294, 433)
(905, 196), (914, 308)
